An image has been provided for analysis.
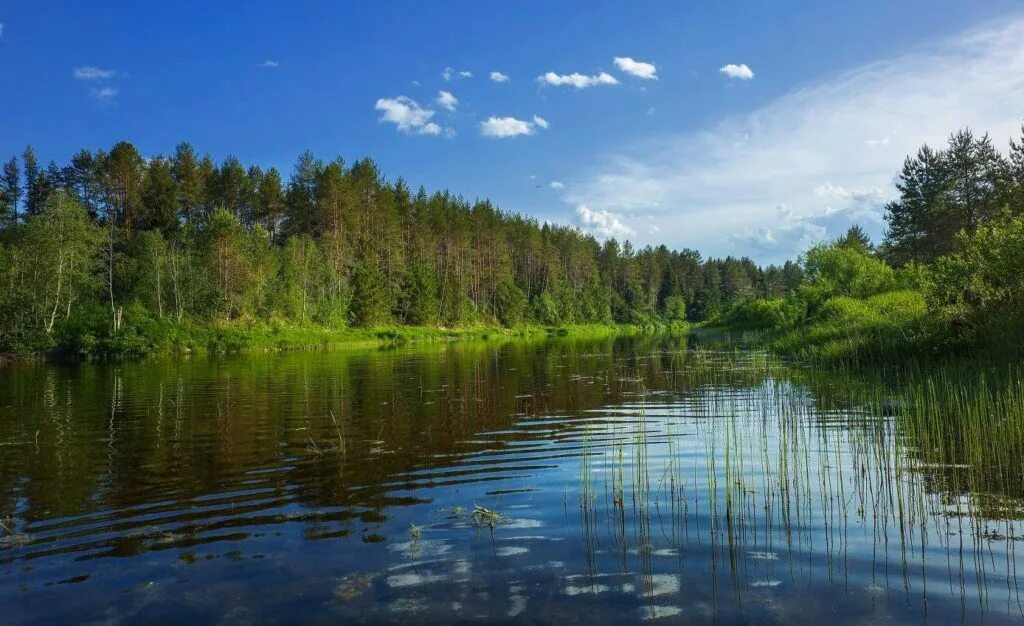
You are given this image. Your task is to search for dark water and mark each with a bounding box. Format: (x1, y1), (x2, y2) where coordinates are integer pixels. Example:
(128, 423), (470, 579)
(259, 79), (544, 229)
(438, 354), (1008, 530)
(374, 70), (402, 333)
(1, 335), (1022, 624)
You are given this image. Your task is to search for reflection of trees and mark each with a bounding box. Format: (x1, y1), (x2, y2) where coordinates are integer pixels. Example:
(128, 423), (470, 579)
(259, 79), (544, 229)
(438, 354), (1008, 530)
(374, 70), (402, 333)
(0, 335), (693, 554)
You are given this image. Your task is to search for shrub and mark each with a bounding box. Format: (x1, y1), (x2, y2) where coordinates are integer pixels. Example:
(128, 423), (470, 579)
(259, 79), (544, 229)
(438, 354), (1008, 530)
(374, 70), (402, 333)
(722, 297), (800, 330)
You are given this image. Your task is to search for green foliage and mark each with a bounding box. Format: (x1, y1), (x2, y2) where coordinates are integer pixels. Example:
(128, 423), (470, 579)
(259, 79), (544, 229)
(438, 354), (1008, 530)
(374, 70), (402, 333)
(11, 129), (1021, 361)
(798, 241), (896, 311)
(533, 291), (561, 326)
(776, 290), (930, 363)
(663, 295), (687, 322)
(403, 261), (440, 326)
(928, 215), (1024, 349)
(722, 297), (800, 330)
(351, 256), (392, 327)
(495, 278), (528, 327)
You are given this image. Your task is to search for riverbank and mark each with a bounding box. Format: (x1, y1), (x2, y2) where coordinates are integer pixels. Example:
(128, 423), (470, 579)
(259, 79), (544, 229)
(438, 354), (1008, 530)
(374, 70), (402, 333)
(2, 320), (690, 364)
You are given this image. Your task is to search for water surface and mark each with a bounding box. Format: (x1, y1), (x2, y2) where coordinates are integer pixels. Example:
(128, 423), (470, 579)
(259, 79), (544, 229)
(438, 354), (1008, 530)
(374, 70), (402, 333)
(1, 335), (1022, 624)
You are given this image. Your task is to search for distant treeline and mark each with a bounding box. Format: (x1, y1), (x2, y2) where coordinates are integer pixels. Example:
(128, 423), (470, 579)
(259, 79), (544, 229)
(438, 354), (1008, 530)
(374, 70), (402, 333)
(0, 142), (801, 356)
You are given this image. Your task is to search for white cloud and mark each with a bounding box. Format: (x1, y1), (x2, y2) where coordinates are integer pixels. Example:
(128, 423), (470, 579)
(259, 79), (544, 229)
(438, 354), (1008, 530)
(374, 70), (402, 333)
(375, 96), (445, 136)
(565, 19), (1024, 263)
(538, 71), (618, 89)
(481, 115), (550, 138)
(442, 67), (472, 81)
(613, 57), (658, 80)
(550, 181), (565, 190)
(436, 90), (458, 111)
(576, 204), (634, 239)
(719, 63), (754, 80)
(90, 86), (118, 102)
(74, 66), (115, 80)
(490, 71), (510, 83)
(261, 60), (280, 68)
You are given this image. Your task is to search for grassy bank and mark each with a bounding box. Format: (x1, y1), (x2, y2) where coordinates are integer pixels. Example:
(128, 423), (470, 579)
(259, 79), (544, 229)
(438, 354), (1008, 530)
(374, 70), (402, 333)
(5, 319), (689, 363)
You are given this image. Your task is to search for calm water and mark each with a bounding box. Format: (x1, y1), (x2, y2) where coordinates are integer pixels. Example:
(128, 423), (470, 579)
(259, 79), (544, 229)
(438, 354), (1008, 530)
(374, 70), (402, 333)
(1, 335), (1023, 624)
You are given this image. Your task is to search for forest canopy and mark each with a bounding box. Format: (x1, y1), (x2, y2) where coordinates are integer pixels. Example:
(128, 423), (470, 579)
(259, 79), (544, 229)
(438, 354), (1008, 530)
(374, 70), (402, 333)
(0, 141), (796, 356)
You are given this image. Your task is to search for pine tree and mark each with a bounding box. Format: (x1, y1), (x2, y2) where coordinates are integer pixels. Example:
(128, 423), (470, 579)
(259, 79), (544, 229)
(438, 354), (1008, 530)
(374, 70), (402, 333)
(255, 167), (285, 238)
(351, 255), (392, 326)
(171, 143), (204, 223)
(141, 158), (179, 234)
(23, 146), (47, 216)
(404, 260), (439, 325)
(0, 157), (19, 225)
(883, 145), (949, 263)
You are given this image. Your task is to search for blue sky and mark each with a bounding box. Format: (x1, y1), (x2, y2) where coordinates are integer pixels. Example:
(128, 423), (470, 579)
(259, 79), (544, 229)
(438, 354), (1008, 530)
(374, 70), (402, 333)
(2, 1), (1023, 263)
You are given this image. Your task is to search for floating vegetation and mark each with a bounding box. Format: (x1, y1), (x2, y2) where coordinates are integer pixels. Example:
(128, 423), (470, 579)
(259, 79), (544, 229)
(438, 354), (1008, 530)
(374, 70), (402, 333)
(470, 505), (508, 528)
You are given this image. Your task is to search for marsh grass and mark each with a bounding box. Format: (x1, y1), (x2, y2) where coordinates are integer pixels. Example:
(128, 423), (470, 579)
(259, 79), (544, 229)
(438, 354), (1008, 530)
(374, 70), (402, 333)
(571, 346), (1024, 618)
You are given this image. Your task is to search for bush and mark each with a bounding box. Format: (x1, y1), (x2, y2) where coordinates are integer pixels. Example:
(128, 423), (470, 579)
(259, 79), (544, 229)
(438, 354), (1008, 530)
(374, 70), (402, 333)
(928, 215), (1024, 347)
(798, 241), (897, 312)
(777, 289), (930, 362)
(722, 297), (801, 330)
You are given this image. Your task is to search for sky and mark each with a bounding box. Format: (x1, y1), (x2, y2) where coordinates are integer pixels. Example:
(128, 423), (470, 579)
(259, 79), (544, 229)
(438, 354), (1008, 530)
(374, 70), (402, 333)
(2, 1), (1024, 264)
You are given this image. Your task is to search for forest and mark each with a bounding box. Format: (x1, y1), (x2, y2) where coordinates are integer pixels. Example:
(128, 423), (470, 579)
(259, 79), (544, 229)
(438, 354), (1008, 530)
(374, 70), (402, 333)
(0, 141), (795, 357)
(1, 124), (1023, 360)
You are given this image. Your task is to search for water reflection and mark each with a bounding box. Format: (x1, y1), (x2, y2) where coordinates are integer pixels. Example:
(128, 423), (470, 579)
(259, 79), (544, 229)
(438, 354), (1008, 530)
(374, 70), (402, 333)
(0, 335), (1022, 623)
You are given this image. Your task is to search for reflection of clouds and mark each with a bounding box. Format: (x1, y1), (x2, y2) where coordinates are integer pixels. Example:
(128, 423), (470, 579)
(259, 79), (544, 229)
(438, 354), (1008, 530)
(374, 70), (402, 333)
(494, 546), (529, 557)
(389, 597), (427, 614)
(507, 585), (527, 617)
(388, 538), (452, 559)
(387, 571), (449, 588)
(503, 518), (544, 529)
(644, 575), (679, 597)
(562, 574), (636, 596)
(641, 605), (682, 620)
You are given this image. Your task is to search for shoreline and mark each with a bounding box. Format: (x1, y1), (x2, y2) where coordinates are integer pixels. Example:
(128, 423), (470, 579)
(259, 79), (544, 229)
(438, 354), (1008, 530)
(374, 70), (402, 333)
(0, 321), (690, 366)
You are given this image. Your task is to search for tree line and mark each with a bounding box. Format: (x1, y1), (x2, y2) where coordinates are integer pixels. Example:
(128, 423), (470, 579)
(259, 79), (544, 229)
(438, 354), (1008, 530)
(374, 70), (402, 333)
(0, 141), (800, 355)
(720, 125), (1024, 360)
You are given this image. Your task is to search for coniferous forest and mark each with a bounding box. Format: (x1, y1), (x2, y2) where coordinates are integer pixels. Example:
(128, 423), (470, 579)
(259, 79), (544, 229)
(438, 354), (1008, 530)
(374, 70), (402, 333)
(0, 141), (796, 357)
(2, 125), (1024, 360)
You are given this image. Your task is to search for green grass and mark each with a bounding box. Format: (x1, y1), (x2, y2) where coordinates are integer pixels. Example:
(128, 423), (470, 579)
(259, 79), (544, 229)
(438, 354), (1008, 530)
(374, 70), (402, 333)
(735, 290), (937, 366)
(23, 318), (690, 362)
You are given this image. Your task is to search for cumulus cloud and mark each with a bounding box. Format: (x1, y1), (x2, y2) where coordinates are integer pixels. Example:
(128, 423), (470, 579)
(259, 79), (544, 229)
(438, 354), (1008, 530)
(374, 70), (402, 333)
(538, 71), (618, 89)
(490, 71), (510, 82)
(261, 60), (280, 68)
(550, 181), (565, 190)
(576, 204), (634, 239)
(614, 56), (658, 80)
(481, 115), (549, 138)
(719, 63), (754, 80)
(442, 67), (472, 81)
(375, 96), (443, 136)
(74, 66), (116, 80)
(565, 19), (1024, 263)
(436, 90), (458, 111)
